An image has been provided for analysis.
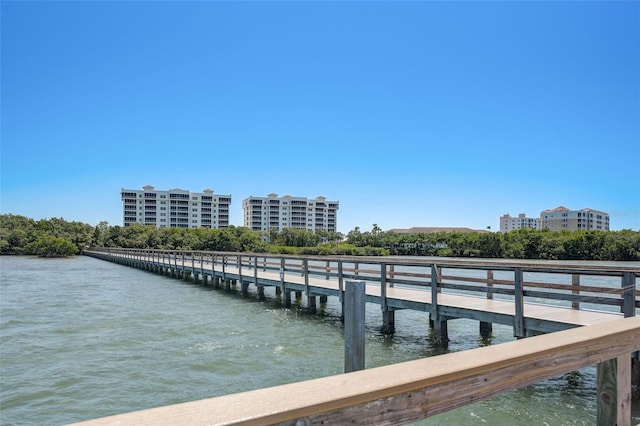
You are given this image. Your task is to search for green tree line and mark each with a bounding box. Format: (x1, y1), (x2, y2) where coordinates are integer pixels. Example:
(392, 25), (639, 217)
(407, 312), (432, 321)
(1, 214), (638, 260)
(0, 215), (94, 257)
(345, 225), (640, 260)
(0, 214), (378, 257)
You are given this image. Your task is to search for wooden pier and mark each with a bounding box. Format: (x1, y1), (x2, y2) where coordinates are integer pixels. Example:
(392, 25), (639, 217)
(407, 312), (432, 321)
(84, 248), (639, 343)
(79, 248), (640, 425)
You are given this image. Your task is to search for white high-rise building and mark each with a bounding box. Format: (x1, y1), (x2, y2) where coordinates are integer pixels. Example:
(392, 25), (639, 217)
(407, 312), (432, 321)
(242, 193), (339, 233)
(499, 213), (540, 232)
(540, 206), (610, 231)
(121, 185), (231, 228)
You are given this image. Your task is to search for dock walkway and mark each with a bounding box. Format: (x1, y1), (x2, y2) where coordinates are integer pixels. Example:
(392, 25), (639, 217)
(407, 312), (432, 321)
(84, 248), (639, 342)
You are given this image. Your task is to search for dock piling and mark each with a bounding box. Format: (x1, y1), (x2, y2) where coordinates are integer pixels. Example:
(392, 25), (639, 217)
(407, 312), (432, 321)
(344, 281), (366, 373)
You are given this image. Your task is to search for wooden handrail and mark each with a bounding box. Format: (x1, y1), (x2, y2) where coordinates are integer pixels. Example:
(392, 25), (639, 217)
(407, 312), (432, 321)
(85, 248), (640, 311)
(90, 247), (640, 273)
(70, 316), (640, 426)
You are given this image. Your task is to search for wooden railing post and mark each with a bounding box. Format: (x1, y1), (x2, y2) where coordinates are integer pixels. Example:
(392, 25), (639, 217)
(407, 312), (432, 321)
(621, 272), (635, 318)
(514, 268), (525, 338)
(480, 270), (494, 337)
(597, 355), (632, 426)
(253, 256), (258, 284)
(380, 262), (387, 313)
(431, 264), (448, 345)
(222, 255), (226, 282)
(279, 257), (285, 296)
(338, 260), (344, 322)
(304, 258), (313, 312)
(200, 252), (204, 284)
(572, 273), (581, 310)
(303, 258), (309, 295)
(381, 262), (394, 335)
(344, 281), (366, 373)
(254, 256), (264, 300)
(211, 254), (216, 285)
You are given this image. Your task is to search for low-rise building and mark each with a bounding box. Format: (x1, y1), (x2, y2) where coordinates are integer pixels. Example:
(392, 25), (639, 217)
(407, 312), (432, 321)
(242, 193), (339, 233)
(121, 185), (231, 228)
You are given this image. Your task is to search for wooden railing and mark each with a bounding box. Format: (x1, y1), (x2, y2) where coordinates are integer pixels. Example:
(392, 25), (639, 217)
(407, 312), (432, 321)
(70, 316), (640, 425)
(86, 248), (640, 316)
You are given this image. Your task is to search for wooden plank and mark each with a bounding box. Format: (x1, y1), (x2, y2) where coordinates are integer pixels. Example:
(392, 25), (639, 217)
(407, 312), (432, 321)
(70, 317), (640, 426)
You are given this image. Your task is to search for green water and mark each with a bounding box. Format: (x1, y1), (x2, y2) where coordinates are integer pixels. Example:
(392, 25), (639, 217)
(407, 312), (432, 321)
(1, 255), (636, 425)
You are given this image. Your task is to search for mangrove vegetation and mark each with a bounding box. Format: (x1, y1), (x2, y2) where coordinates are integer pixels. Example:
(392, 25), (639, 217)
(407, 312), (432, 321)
(1, 214), (639, 260)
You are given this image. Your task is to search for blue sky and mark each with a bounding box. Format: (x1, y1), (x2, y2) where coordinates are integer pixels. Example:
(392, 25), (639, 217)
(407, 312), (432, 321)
(1, 0), (639, 234)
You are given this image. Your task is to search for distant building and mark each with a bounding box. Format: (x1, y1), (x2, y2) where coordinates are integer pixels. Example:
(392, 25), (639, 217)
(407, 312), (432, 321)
(539, 206), (610, 231)
(388, 227), (490, 234)
(121, 185), (231, 228)
(242, 193), (339, 233)
(499, 213), (540, 233)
